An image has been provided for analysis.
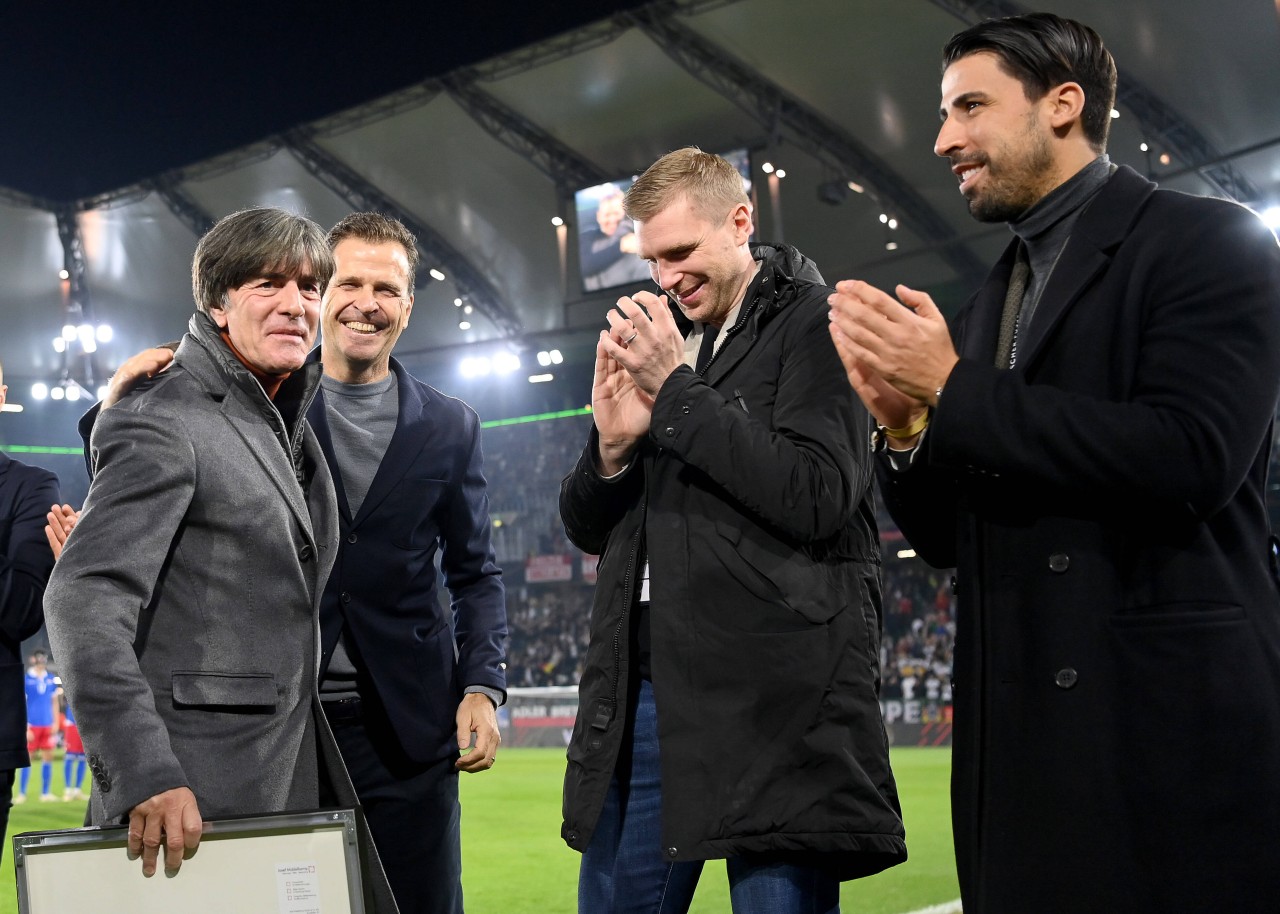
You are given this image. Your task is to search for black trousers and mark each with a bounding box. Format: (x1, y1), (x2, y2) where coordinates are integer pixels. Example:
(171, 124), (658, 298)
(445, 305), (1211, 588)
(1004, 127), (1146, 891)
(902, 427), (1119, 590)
(325, 698), (463, 914)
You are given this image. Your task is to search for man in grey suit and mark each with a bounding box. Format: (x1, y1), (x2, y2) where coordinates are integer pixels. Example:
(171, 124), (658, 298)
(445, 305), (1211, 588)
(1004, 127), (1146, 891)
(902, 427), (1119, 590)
(43, 209), (357, 883)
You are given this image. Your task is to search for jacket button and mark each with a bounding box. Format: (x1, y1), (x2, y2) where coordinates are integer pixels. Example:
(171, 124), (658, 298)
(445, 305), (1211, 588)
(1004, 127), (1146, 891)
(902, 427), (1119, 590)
(681, 405), (690, 414)
(298, 544), (314, 561)
(665, 427), (675, 437)
(347, 533), (358, 544)
(341, 592), (352, 604)
(1048, 553), (1070, 573)
(950, 575), (958, 595)
(566, 831), (578, 842)
(666, 847), (678, 858)
(1055, 668), (1078, 689)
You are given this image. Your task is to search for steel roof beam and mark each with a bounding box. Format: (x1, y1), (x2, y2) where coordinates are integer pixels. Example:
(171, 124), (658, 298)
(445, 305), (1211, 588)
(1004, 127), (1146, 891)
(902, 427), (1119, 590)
(283, 130), (523, 336)
(631, 3), (988, 285)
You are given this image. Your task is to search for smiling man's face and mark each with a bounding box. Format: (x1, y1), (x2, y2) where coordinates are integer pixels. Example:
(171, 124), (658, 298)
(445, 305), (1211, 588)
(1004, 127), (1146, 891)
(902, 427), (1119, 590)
(210, 267), (321, 375)
(321, 238), (414, 384)
(935, 51), (1060, 223)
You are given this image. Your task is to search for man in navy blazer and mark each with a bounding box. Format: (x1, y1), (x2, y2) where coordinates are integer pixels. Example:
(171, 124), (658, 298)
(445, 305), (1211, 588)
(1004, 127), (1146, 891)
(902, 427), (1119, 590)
(828, 13), (1280, 913)
(309, 212), (506, 914)
(0, 358), (60, 865)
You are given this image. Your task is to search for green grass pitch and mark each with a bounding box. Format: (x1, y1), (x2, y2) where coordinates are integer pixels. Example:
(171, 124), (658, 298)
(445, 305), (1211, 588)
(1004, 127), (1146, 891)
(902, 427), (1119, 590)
(2, 747), (956, 914)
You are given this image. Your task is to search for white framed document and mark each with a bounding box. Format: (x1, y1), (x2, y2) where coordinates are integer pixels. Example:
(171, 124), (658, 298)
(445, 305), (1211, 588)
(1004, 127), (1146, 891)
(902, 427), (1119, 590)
(13, 808), (365, 914)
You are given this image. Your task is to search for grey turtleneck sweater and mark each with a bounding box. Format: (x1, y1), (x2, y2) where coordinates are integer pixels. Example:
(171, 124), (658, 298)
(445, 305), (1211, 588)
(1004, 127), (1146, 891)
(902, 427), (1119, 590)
(1008, 154), (1114, 345)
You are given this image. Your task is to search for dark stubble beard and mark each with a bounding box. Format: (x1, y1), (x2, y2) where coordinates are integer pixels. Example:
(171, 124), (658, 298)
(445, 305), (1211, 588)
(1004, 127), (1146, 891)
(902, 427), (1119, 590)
(966, 116), (1056, 224)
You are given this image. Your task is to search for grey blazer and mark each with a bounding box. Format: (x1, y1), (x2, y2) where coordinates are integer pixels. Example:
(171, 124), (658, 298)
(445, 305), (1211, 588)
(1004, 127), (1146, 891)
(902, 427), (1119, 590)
(45, 313), (339, 824)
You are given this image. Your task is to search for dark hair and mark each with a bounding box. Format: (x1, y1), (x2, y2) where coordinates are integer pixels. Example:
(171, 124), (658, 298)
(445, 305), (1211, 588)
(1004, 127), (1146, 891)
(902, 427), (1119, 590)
(942, 13), (1117, 152)
(192, 208), (334, 316)
(327, 212), (420, 289)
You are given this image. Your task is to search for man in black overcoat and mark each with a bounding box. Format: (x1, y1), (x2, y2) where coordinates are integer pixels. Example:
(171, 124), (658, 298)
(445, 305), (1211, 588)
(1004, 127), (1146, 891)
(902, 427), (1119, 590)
(828, 13), (1280, 913)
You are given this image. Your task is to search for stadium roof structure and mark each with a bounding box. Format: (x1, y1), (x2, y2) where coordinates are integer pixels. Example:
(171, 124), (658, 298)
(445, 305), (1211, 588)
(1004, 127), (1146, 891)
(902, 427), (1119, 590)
(1, 0), (1278, 402)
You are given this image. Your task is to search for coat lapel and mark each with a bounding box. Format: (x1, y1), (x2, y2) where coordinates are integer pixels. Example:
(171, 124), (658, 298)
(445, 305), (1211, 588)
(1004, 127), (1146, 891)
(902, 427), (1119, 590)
(959, 240), (1019, 365)
(351, 360), (430, 527)
(1015, 166), (1158, 370)
(306, 391), (353, 522)
(220, 392), (315, 540)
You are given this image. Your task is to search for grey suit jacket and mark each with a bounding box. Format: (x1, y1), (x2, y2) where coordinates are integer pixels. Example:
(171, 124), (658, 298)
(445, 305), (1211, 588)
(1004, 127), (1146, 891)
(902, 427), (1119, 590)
(45, 313), (339, 824)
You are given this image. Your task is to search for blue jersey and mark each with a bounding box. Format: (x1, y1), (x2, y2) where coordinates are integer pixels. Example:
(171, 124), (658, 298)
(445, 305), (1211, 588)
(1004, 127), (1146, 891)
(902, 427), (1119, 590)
(63, 701), (75, 726)
(24, 669), (56, 727)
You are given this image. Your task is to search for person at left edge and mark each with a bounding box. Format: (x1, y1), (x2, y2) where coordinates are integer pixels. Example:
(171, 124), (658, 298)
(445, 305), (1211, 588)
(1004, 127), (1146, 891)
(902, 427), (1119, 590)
(42, 208), (397, 912)
(1, 359), (60, 861)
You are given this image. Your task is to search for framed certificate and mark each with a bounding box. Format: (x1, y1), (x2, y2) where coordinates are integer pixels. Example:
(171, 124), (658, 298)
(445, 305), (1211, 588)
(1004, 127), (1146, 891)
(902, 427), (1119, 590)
(13, 808), (365, 914)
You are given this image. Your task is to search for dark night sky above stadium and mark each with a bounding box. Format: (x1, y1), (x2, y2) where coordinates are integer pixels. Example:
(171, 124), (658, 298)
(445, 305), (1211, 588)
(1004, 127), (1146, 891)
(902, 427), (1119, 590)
(1, 2), (650, 202)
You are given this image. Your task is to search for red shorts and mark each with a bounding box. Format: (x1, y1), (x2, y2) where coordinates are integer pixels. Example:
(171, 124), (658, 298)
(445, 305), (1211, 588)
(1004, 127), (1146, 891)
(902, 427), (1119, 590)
(27, 725), (54, 752)
(63, 724), (83, 755)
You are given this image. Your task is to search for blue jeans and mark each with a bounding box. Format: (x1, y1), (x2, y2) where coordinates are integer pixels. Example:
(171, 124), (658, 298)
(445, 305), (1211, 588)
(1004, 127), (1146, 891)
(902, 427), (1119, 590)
(579, 680), (841, 914)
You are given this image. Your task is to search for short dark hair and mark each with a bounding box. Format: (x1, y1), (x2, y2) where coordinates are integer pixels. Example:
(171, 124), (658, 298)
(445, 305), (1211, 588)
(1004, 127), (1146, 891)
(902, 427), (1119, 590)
(192, 208), (334, 316)
(327, 212), (420, 289)
(942, 13), (1117, 152)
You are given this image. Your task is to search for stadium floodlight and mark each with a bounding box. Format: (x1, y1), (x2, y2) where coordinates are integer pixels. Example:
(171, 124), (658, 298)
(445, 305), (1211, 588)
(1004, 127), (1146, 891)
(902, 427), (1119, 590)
(66, 385), (82, 401)
(429, 268), (446, 282)
(549, 349), (563, 365)
(62, 324), (77, 341)
(50, 386), (65, 400)
(58, 269), (69, 280)
(529, 373), (554, 383)
(96, 324), (113, 343)
(31, 383), (48, 400)
(761, 162), (774, 174)
(460, 356), (491, 378)
(492, 352), (521, 375)
(459, 320), (472, 331)
(537, 351), (552, 367)
(78, 325), (97, 353)
(52, 337), (65, 353)
(1261, 206), (1280, 231)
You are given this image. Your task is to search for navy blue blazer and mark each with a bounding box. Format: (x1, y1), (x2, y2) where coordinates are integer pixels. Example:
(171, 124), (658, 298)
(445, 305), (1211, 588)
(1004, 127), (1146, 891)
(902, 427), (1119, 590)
(309, 358), (507, 765)
(0, 451), (59, 771)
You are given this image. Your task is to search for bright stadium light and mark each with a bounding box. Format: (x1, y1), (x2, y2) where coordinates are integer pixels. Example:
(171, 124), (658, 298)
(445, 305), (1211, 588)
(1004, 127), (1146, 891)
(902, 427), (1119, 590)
(96, 324), (114, 343)
(550, 349), (563, 365)
(460, 356), (491, 378)
(31, 383), (48, 400)
(62, 324), (77, 341)
(52, 337), (65, 353)
(537, 350), (552, 367)
(50, 386), (65, 400)
(492, 352), (521, 375)
(528, 373), (554, 383)
(1261, 206), (1280, 231)
(429, 268), (446, 282)
(97, 385), (110, 400)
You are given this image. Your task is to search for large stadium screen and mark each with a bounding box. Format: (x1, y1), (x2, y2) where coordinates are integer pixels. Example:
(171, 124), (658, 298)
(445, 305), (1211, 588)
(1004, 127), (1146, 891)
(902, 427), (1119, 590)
(574, 148), (753, 296)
